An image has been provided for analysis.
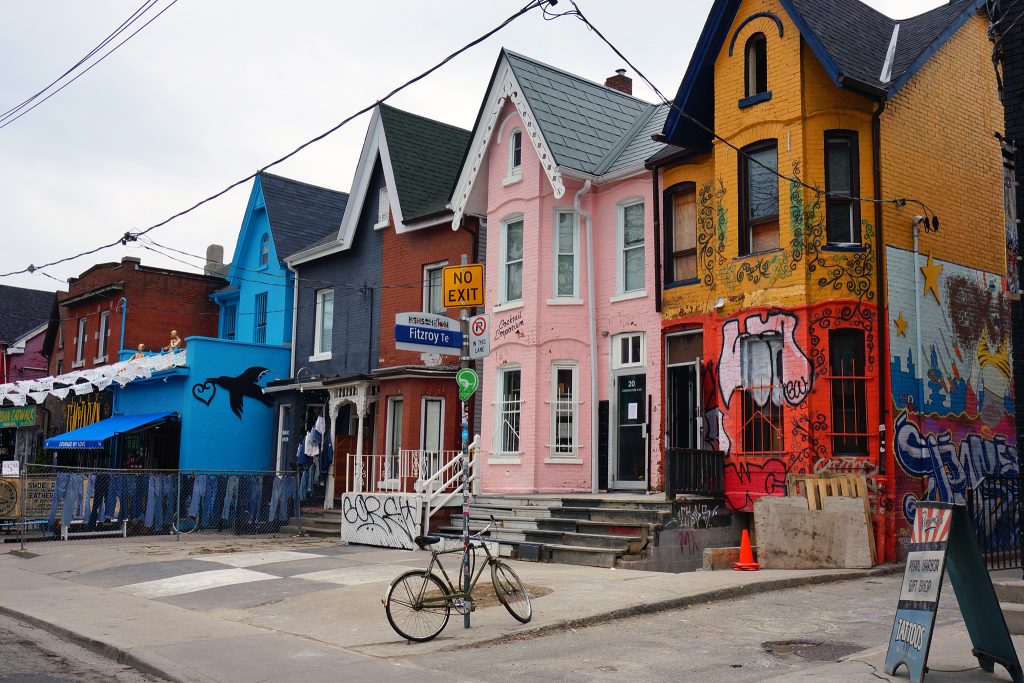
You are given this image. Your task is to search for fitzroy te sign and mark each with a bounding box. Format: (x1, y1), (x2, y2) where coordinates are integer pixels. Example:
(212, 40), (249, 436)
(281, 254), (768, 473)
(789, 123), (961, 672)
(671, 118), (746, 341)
(394, 312), (463, 356)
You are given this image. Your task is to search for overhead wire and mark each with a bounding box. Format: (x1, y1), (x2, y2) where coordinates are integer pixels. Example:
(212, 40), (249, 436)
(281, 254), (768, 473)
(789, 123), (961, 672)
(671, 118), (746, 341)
(0, 0), (555, 280)
(0, 0), (178, 131)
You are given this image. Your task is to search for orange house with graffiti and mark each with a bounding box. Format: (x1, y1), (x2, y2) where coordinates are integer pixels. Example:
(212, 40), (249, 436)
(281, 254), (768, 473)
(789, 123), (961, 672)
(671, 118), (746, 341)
(651, 0), (1013, 562)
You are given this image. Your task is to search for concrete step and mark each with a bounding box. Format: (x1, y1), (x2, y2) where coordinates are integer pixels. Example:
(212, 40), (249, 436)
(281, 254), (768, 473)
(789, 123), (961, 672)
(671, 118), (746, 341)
(473, 495), (556, 508)
(560, 497), (675, 512)
(1001, 602), (1024, 635)
(451, 513), (541, 531)
(534, 517), (653, 538)
(995, 581), (1024, 604)
(468, 504), (553, 519)
(522, 528), (643, 553)
(545, 544), (620, 568)
(550, 506), (671, 525)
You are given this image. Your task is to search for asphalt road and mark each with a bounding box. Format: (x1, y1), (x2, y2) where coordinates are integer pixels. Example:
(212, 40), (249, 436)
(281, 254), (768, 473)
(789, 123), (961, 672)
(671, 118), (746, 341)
(0, 613), (163, 683)
(405, 574), (1002, 682)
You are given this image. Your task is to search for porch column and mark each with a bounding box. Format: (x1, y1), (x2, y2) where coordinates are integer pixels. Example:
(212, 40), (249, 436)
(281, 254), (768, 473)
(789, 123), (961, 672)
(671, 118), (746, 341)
(353, 383), (369, 495)
(325, 397), (343, 509)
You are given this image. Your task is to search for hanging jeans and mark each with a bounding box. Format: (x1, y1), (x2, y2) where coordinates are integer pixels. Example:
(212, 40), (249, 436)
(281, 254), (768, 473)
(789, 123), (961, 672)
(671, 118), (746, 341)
(268, 475), (297, 522)
(86, 473), (112, 530)
(79, 473), (97, 521)
(145, 474), (174, 528)
(221, 475), (240, 521)
(187, 474), (218, 527)
(106, 474), (127, 522)
(48, 472), (84, 527)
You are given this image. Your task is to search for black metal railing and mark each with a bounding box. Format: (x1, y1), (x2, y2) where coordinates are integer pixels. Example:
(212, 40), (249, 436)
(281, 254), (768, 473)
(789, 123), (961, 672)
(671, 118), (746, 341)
(965, 476), (1022, 570)
(664, 448), (725, 500)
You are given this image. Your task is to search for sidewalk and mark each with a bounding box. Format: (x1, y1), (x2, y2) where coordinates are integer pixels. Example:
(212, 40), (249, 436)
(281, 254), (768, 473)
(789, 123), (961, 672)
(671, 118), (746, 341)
(0, 536), (894, 681)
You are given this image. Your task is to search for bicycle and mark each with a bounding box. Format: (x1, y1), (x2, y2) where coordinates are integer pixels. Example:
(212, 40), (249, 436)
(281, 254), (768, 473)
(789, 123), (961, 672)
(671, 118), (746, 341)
(383, 517), (532, 642)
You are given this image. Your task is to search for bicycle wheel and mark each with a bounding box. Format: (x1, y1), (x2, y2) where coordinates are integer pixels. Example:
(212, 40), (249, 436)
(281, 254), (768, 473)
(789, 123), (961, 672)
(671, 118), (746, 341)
(491, 561), (532, 623)
(385, 570), (451, 642)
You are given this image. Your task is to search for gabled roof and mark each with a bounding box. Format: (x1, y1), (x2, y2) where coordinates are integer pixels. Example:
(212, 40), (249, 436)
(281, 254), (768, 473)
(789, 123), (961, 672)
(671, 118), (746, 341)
(661, 0), (984, 146)
(257, 172), (349, 260)
(0, 285), (57, 345)
(377, 104), (471, 221)
(449, 49), (666, 227)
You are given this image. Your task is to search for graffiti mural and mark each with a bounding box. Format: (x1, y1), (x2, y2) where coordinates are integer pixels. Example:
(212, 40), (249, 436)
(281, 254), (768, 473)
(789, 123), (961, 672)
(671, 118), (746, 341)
(341, 493), (423, 550)
(191, 367), (273, 418)
(887, 247), (1017, 549)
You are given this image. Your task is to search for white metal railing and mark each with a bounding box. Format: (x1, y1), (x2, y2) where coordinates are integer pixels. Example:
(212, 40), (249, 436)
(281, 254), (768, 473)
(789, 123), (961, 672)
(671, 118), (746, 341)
(344, 447), (471, 495)
(423, 435), (480, 522)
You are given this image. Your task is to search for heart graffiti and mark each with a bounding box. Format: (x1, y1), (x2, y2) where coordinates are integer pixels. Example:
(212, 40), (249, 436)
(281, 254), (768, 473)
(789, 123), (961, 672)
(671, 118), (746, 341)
(191, 381), (216, 406)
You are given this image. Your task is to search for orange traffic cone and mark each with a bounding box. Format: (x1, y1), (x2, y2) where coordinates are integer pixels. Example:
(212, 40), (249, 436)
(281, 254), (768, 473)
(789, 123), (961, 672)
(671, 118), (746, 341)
(732, 528), (760, 571)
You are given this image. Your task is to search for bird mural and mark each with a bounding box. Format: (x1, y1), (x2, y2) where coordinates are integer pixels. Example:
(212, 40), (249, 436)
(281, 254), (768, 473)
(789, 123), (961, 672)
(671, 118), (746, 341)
(191, 367), (273, 419)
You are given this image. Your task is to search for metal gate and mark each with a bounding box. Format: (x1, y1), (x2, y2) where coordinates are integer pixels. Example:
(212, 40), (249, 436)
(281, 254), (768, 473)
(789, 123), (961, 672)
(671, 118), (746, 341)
(965, 476), (1022, 570)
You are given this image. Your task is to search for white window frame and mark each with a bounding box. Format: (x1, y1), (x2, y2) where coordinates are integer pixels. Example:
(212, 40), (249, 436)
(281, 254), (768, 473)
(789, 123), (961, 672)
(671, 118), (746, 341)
(383, 396), (404, 487)
(275, 403), (292, 472)
(422, 261), (448, 314)
(551, 208), (580, 301)
(499, 214), (525, 307)
(548, 362), (580, 460)
(616, 198), (646, 295)
(311, 288), (334, 361)
(259, 234), (270, 268)
(419, 396), (446, 480)
(94, 310), (110, 362)
(507, 128), (523, 181)
(73, 317), (87, 367)
(375, 187), (390, 229)
(612, 332), (646, 370)
(492, 364), (522, 461)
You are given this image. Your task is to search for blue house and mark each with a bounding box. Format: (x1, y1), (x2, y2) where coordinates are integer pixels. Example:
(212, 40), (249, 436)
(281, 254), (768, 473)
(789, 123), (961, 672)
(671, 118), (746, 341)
(211, 173), (349, 346)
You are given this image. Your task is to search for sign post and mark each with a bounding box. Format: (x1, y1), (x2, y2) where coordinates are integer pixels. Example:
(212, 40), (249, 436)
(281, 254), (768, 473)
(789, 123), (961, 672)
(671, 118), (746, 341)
(884, 502), (1022, 683)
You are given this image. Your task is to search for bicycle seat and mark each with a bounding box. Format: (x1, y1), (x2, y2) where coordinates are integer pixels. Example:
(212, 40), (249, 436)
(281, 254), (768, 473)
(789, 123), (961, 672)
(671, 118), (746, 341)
(414, 534), (442, 549)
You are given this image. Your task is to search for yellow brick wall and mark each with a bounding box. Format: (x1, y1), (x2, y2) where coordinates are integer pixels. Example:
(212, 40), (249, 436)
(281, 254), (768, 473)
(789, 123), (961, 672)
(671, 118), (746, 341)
(880, 14), (1004, 277)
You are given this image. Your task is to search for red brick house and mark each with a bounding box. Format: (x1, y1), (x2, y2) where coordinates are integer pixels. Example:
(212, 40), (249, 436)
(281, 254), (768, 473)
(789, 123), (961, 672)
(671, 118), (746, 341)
(44, 256), (226, 375)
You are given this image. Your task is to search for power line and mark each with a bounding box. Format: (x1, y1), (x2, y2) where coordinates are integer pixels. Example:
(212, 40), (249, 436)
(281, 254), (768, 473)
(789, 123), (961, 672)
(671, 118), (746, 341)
(551, 1), (939, 225)
(0, 0), (553, 280)
(0, 0), (177, 130)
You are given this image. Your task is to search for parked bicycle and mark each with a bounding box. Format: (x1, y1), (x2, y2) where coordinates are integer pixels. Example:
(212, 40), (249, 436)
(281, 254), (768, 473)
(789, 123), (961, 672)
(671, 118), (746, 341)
(383, 517), (532, 642)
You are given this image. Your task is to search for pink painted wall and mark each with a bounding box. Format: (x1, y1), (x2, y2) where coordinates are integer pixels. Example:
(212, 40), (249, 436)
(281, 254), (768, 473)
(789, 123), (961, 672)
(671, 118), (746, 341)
(5, 327), (49, 382)
(479, 101), (662, 493)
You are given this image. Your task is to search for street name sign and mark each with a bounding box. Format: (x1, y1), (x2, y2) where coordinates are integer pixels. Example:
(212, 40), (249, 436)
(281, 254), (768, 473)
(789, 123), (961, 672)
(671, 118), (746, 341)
(394, 312), (463, 356)
(468, 314), (490, 359)
(442, 264), (484, 308)
(884, 502), (1022, 683)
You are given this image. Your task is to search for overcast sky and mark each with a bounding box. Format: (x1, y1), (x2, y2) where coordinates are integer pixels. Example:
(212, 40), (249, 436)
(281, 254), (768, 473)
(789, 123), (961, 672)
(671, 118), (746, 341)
(0, 0), (950, 292)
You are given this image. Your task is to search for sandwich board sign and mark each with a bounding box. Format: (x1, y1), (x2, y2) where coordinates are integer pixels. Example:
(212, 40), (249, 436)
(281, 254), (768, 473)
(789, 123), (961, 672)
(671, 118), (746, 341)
(394, 313), (463, 356)
(884, 502), (1022, 683)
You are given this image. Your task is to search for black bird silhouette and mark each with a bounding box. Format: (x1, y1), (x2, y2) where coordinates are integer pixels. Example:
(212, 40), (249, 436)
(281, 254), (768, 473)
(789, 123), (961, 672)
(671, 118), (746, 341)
(193, 367), (273, 418)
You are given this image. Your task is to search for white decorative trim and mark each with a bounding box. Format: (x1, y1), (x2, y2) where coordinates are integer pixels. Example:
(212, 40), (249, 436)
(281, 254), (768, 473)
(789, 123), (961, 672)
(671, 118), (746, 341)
(501, 175), (522, 188)
(488, 455), (522, 465)
(308, 352), (332, 362)
(544, 457), (584, 465)
(609, 290), (647, 303)
(492, 301), (523, 314)
(450, 59), (565, 230)
(546, 298), (583, 306)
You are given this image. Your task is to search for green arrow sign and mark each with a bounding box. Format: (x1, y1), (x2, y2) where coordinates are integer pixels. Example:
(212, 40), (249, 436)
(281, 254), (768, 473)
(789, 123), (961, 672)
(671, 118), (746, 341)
(456, 368), (479, 401)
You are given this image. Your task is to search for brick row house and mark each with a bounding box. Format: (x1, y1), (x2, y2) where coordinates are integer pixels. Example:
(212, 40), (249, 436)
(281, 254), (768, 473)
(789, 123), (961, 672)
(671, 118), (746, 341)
(651, 0), (1011, 562)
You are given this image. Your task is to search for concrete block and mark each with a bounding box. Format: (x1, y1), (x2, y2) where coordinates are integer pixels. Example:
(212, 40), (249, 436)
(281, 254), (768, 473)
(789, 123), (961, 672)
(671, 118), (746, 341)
(823, 497), (872, 569)
(753, 495), (871, 569)
(701, 545), (759, 571)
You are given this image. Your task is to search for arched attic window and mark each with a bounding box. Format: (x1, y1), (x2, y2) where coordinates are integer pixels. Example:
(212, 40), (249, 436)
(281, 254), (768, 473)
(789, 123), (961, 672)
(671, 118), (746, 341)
(260, 234), (270, 267)
(509, 129), (523, 177)
(745, 32), (768, 98)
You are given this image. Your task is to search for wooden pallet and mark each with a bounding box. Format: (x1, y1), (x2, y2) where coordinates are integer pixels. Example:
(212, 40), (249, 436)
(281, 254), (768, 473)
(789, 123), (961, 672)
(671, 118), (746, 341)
(786, 473), (877, 564)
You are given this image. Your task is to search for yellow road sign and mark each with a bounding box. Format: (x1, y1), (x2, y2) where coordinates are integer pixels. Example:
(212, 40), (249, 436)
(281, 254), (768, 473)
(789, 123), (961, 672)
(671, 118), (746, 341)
(442, 264), (485, 307)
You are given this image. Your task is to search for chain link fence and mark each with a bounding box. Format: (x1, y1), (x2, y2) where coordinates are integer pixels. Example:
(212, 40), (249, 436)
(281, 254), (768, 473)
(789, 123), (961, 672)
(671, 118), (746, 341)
(1, 465), (302, 547)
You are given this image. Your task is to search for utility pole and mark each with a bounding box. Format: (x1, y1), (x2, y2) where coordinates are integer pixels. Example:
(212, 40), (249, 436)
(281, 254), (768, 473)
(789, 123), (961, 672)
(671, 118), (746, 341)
(459, 252), (471, 629)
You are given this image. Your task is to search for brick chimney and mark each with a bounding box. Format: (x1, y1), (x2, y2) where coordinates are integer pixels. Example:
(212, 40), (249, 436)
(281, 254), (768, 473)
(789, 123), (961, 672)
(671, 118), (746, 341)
(605, 69), (632, 95)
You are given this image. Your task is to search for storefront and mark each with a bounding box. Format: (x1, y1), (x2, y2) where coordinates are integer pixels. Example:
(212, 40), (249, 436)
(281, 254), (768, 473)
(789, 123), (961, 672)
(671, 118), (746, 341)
(0, 405), (47, 465)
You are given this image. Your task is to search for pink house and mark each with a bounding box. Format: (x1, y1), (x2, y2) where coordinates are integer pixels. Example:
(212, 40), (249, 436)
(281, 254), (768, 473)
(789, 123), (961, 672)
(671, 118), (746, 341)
(451, 51), (666, 493)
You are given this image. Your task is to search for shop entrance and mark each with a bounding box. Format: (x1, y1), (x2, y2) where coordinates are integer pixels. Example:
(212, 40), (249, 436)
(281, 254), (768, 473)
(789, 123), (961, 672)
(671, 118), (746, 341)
(665, 331), (704, 450)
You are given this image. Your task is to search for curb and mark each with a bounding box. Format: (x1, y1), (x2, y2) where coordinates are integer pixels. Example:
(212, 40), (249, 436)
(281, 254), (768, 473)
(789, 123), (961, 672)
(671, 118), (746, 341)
(443, 563), (905, 651)
(0, 602), (186, 682)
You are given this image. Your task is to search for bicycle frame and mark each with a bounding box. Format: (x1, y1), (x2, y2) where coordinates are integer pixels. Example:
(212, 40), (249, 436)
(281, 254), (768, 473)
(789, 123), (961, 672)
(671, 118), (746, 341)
(415, 540), (497, 607)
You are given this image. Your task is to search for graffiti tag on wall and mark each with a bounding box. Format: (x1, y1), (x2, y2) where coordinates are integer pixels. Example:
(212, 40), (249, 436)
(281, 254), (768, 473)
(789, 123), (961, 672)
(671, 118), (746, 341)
(341, 493), (422, 550)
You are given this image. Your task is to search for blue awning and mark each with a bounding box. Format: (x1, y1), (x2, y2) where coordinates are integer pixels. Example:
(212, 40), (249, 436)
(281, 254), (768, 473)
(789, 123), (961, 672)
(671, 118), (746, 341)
(45, 412), (176, 450)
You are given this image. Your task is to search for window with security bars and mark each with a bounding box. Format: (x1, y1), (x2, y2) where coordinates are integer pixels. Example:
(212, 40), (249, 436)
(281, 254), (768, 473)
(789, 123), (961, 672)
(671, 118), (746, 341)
(223, 304), (237, 340)
(254, 292), (268, 344)
(497, 368), (521, 454)
(551, 364), (577, 456)
(829, 329), (868, 455)
(741, 335), (784, 455)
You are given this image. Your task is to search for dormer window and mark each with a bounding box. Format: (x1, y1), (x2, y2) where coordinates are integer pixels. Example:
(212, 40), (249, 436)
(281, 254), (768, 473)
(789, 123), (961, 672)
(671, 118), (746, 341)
(745, 32), (768, 97)
(509, 129), (522, 176)
(259, 234), (270, 267)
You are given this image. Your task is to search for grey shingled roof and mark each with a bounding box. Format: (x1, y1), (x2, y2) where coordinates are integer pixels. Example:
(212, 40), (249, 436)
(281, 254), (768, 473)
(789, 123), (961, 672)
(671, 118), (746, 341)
(258, 173), (350, 260)
(505, 51), (662, 176)
(0, 285), (56, 344)
(601, 104), (670, 176)
(378, 105), (471, 221)
(786, 0), (978, 90)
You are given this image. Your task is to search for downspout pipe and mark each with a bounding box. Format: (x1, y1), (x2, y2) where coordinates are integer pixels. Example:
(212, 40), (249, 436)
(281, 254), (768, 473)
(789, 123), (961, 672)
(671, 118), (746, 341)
(574, 180), (598, 493)
(118, 297), (128, 358)
(872, 99), (892, 563)
(286, 264), (299, 378)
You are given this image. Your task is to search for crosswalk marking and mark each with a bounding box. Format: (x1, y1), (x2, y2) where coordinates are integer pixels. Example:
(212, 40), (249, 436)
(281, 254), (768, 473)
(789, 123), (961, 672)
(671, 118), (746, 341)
(293, 564), (414, 586)
(117, 568), (277, 598)
(197, 550), (323, 567)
